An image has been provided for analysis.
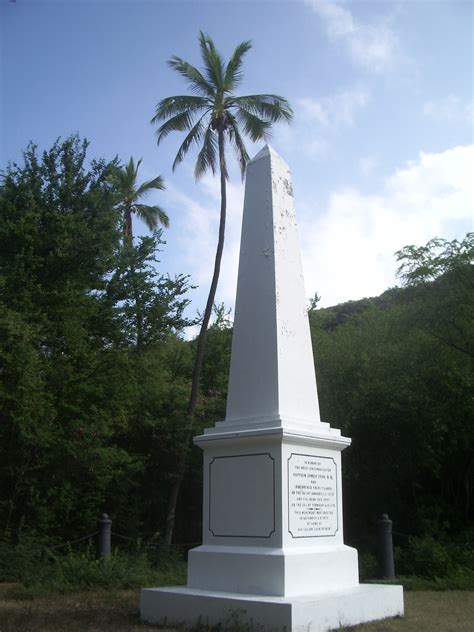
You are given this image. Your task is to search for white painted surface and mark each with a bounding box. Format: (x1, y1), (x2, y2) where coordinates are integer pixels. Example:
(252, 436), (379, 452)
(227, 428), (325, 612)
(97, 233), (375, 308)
(224, 146), (323, 430)
(141, 584), (404, 631)
(201, 438), (282, 549)
(196, 431), (347, 550)
(188, 434), (359, 598)
(187, 543), (359, 596)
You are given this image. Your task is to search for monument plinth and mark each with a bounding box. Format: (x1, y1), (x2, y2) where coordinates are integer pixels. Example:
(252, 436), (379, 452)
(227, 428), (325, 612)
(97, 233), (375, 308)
(141, 146), (403, 631)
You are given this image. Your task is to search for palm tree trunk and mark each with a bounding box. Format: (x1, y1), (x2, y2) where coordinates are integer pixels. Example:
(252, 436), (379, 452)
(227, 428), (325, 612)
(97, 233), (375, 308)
(124, 209), (133, 245)
(163, 126), (227, 545)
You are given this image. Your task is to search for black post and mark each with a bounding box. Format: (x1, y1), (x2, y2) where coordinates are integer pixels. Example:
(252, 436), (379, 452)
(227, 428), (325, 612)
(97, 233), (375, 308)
(377, 513), (395, 579)
(96, 513), (112, 559)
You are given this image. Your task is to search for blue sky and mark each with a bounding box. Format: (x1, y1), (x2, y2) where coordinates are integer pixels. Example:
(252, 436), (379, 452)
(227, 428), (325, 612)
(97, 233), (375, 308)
(2, 0), (473, 327)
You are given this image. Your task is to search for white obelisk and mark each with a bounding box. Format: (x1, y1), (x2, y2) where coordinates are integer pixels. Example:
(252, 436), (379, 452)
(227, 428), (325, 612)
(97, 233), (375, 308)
(141, 146), (403, 631)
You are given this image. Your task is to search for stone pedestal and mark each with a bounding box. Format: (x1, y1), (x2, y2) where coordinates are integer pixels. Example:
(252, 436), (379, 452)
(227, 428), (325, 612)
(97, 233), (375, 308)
(141, 146), (403, 631)
(141, 585), (403, 631)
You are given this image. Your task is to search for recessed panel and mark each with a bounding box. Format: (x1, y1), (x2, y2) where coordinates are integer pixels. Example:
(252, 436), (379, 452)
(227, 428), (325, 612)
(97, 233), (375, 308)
(209, 453), (275, 538)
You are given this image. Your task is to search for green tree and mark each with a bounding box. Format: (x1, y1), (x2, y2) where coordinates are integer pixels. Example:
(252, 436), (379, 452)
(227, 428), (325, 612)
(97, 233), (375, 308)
(0, 136), (130, 538)
(106, 232), (191, 348)
(0, 137), (192, 542)
(395, 233), (474, 525)
(110, 157), (169, 243)
(151, 31), (293, 543)
(396, 233), (474, 357)
(396, 233), (473, 285)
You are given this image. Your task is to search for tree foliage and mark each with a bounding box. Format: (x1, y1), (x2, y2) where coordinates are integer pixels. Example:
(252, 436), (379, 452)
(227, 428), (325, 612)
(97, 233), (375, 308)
(396, 233), (474, 358)
(309, 233), (474, 543)
(0, 137), (192, 542)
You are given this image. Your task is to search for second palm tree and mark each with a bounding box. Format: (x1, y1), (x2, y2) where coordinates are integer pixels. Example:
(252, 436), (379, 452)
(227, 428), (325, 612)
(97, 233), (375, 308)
(111, 157), (169, 244)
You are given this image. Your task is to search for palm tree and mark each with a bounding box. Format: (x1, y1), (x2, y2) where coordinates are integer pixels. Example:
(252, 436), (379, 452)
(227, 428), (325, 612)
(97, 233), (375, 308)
(152, 31), (293, 543)
(111, 157), (169, 244)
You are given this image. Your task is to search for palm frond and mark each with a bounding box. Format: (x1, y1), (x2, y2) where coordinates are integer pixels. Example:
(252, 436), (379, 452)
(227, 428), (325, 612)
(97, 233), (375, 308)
(194, 126), (219, 179)
(124, 157), (135, 182)
(199, 31), (224, 90)
(135, 174), (166, 200)
(231, 94), (294, 123)
(131, 156), (142, 187)
(235, 108), (272, 142)
(135, 204), (170, 230)
(226, 114), (249, 180)
(109, 159), (137, 201)
(223, 40), (252, 93)
(172, 114), (208, 171)
(167, 56), (214, 97)
(156, 110), (202, 145)
(108, 165), (130, 190)
(151, 95), (211, 125)
(125, 156), (135, 174)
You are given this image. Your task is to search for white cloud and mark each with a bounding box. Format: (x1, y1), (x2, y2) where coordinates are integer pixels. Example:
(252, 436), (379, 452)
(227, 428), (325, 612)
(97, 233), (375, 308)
(298, 145), (474, 307)
(423, 96), (473, 124)
(307, 0), (400, 72)
(299, 87), (370, 129)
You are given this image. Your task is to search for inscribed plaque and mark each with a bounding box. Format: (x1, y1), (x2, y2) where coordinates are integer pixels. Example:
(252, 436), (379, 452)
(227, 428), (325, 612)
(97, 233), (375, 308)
(288, 453), (338, 537)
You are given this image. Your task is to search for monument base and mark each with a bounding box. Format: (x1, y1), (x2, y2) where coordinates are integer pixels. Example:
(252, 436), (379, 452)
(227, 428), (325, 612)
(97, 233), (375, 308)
(188, 544), (359, 596)
(140, 584), (403, 631)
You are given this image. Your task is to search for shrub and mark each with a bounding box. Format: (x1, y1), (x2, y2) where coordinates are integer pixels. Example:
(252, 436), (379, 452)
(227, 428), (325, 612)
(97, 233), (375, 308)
(0, 533), (186, 596)
(398, 535), (453, 578)
(358, 551), (378, 580)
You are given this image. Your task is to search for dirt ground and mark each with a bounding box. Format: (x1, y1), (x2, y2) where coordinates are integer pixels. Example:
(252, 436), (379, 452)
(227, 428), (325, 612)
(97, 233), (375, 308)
(0, 584), (473, 631)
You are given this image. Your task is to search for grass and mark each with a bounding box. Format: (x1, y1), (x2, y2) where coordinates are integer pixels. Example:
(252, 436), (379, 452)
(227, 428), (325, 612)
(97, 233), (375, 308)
(0, 584), (158, 632)
(349, 591), (474, 631)
(0, 584), (473, 632)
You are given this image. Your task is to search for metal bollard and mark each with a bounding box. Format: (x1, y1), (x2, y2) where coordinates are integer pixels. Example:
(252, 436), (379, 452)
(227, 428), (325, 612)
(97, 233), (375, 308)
(96, 513), (112, 559)
(377, 513), (396, 579)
